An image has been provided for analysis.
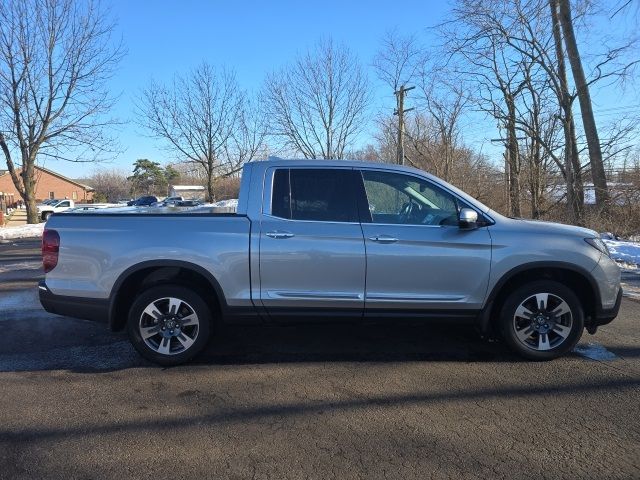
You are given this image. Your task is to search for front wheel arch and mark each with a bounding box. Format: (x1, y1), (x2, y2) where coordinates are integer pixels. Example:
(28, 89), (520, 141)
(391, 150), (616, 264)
(482, 264), (597, 335)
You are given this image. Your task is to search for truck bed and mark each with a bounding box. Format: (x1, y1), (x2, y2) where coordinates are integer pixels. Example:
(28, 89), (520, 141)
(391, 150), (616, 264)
(43, 212), (252, 306)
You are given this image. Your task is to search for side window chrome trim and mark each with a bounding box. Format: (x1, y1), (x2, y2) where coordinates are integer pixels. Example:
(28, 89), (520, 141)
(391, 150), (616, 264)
(261, 213), (361, 226)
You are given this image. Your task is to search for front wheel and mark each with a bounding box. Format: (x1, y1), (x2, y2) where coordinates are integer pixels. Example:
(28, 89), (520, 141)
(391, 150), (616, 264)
(127, 285), (211, 366)
(41, 211), (50, 221)
(499, 280), (584, 360)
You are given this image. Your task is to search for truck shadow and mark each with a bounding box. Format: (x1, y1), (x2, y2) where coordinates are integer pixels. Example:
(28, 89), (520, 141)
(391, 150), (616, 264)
(194, 322), (516, 366)
(0, 320), (523, 373)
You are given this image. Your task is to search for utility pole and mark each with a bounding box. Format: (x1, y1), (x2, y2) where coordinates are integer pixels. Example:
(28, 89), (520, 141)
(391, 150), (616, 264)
(394, 85), (415, 165)
(503, 149), (511, 214)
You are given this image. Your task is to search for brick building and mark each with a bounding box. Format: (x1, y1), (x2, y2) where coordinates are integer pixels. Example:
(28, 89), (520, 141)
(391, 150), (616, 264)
(0, 166), (94, 206)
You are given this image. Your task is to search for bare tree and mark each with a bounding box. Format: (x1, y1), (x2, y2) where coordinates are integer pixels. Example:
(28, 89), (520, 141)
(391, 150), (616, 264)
(502, 0), (635, 218)
(372, 30), (422, 92)
(373, 31), (424, 165)
(441, 0), (633, 220)
(372, 114), (399, 163)
(518, 72), (562, 219)
(137, 63), (262, 201)
(264, 39), (371, 159)
(442, 0), (532, 216)
(489, 0), (584, 221)
(546, 0), (583, 222)
(557, 0), (610, 209)
(419, 79), (468, 183)
(89, 168), (131, 203)
(224, 94), (269, 169)
(0, 0), (123, 223)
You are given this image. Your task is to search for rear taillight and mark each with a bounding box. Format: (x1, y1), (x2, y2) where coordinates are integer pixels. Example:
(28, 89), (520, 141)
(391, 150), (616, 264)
(42, 229), (60, 273)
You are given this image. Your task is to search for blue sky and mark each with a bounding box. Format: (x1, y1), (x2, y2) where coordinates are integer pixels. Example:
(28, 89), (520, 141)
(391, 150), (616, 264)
(43, 0), (450, 177)
(40, 0), (638, 178)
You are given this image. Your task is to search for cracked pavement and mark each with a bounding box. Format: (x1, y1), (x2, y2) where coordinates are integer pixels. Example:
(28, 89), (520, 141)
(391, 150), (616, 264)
(0, 240), (638, 479)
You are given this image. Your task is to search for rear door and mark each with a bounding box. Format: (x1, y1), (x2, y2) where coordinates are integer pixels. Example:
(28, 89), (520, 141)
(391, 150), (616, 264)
(358, 168), (492, 313)
(258, 167), (366, 317)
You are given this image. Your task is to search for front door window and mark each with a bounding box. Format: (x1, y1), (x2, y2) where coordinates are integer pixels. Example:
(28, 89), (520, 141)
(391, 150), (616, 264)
(361, 170), (459, 226)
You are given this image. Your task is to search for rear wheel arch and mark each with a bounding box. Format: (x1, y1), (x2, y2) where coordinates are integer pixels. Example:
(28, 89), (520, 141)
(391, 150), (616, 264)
(482, 262), (599, 334)
(108, 261), (226, 331)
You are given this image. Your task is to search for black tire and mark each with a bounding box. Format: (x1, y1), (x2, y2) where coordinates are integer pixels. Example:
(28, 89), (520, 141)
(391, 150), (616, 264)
(41, 211), (50, 221)
(499, 280), (584, 361)
(127, 284), (211, 366)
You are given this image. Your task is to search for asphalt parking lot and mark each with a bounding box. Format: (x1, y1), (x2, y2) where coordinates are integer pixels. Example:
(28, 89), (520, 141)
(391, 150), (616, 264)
(0, 240), (639, 480)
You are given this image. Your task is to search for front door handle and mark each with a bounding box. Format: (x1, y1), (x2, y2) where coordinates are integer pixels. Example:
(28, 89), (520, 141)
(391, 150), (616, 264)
(266, 230), (295, 239)
(369, 235), (399, 244)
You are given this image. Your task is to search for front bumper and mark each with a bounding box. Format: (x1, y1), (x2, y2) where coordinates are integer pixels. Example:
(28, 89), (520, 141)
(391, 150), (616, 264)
(590, 286), (623, 327)
(39, 281), (109, 323)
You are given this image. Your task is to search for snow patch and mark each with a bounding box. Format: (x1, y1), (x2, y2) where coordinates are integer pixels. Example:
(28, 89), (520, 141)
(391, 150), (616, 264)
(0, 223), (44, 240)
(0, 289), (40, 312)
(601, 237), (640, 270)
(600, 236), (640, 298)
(211, 198), (238, 208)
(0, 261), (42, 274)
(574, 342), (618, 361)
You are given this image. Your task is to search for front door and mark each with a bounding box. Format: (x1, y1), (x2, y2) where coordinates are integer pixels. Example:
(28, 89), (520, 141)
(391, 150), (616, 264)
(358, 169), (492, 313)
(259, 167), (366, 317)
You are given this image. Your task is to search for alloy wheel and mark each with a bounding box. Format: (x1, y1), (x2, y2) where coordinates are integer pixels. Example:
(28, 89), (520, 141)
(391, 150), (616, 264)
(138, 296), (200, 355)
(512, 292), (573, 351)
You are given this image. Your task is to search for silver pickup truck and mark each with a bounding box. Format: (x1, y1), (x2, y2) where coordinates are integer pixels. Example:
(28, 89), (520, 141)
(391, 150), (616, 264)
(39, 159), (622, 365)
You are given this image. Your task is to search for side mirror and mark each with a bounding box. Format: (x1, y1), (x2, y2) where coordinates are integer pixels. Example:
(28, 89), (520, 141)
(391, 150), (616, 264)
(459, 208), (478, 229)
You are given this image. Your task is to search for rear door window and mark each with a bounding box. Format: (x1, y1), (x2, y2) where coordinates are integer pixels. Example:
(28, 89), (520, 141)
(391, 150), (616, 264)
(271, 168), (358, 222)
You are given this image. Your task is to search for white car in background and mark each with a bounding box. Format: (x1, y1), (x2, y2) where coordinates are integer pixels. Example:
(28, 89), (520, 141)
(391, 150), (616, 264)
(38, 199), (75, 221)
(39, 200), (116, 220)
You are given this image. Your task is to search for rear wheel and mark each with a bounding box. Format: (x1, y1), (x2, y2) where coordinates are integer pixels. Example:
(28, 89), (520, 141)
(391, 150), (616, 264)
(499, 280), (584, 360)
(127, 284), (211, 366)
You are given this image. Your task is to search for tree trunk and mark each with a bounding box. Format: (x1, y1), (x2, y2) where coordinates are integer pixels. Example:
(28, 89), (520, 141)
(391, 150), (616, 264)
(558, 0), (609, 211)
(529, 140), (542, 219)
(550, 0), (584, 224)
(206, 171), (215, 203)
(21, 154), (39, 224)
(568, 115), (585, 216)
(202, 155), (215, 202)
(506, 97), (521, 217)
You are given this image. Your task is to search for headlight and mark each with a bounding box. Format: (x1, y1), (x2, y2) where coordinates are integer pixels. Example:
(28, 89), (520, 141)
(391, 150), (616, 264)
(585, 238), (611, 257)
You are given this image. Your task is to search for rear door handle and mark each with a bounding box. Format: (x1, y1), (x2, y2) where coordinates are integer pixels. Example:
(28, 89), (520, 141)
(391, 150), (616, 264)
(369, 235), (399, 244)
(265, 230), (295, 239)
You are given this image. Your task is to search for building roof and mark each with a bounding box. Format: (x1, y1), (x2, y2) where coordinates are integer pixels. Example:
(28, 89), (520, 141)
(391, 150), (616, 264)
(35, 165), (94, 191)
(0, 165), (93, 191)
